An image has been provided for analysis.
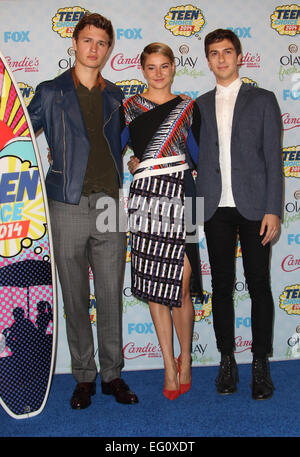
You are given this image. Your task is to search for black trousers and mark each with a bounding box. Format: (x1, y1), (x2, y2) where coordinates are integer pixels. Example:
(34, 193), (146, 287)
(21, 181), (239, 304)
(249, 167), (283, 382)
(204, 207), (274, 358)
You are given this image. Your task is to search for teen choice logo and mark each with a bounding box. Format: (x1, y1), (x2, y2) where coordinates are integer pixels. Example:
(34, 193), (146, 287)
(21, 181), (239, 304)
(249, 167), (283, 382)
(235, 237), (242, 257)
(280, 284), (300, 315)
(52, 6), (88, 38)
(89, 295), (97, 324)
(193, 290), (212, 322)
(18, 82), (34, 107)
(126, 232), (131, 263)
(164, 4), (206, 37)
(0, 155), (46, 258)
(115, 79), (147, 98)
(282, 145), (300, 178)
(271, 5), (300, 36)
(241, 76), (258, 87)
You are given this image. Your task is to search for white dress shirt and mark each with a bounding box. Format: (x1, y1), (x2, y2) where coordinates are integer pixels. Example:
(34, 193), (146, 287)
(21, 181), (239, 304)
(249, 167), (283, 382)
(216, 77), (242, 207)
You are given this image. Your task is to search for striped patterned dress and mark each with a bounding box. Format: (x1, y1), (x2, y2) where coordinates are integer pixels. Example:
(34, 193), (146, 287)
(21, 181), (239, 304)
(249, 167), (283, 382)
(124, 94), (202, 308)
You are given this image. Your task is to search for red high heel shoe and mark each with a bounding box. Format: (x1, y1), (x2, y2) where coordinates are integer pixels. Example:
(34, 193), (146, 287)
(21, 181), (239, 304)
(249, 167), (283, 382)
(163, 360), (180, 400)
(163, 386), (180, 400)
(177, 356), (191, 394)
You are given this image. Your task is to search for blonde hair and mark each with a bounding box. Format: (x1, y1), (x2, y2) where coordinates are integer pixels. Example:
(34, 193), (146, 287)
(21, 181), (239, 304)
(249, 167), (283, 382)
(140, 42), (175, 68)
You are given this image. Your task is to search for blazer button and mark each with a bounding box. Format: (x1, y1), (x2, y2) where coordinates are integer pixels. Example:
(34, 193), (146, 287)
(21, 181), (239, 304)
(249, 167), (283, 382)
(216, 168), (220, 173)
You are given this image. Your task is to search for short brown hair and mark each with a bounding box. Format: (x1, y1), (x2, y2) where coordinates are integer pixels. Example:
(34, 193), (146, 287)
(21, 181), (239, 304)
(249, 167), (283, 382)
(73, 12), (114, 47)
(140, 42), (175, 69)
(204, 28), (242, 58)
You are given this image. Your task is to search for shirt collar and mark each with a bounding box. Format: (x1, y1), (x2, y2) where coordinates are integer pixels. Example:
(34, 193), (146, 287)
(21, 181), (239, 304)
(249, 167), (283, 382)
(72, 67), (106, 91)
(216, 77), (242, 96)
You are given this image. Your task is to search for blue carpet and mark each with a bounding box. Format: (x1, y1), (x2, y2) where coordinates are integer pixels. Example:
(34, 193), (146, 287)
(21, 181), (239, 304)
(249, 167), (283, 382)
(0, 360), (299, 438)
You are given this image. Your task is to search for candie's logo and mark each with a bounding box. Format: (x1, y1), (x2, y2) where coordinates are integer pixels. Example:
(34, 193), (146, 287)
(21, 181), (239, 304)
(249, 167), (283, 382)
(235, 336), (252, 353)
(282, 113), (300, 131)
(5, 56), (39, 73)
(282, 145), (300, 177)
(123, 342), (162, 360)
(271, 5), (300, 36)
(280, 284), (300, 315)
(52, 7), (88, 38)
(115, 79), (147, 98)
(281, 254), (300, 272)
(241, 51), (261, 69)
(110, 53), (141, 71)
(164, 4), (205, 37)
(200, 260), (210, 275)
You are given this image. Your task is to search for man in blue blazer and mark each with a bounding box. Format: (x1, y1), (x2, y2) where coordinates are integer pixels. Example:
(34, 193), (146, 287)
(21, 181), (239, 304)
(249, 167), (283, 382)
(28, 13), (138, 409)
(196, 29), (283, 400)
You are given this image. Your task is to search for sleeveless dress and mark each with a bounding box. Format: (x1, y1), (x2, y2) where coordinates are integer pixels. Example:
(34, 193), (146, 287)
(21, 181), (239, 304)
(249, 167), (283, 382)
(123, 94), (202, 308)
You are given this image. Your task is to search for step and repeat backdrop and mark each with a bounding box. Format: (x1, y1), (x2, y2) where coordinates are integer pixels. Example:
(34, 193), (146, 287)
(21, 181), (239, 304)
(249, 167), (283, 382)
(0, 0), (299, 373)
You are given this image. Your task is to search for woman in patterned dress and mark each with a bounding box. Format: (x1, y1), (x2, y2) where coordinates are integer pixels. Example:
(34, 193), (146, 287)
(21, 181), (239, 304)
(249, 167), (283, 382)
(124, 43), (202, 400)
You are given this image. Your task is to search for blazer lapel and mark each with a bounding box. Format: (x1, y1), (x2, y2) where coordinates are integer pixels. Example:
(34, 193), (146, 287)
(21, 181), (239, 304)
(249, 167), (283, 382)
(207, 88), (219, 143)
(231, 82), (251, 135)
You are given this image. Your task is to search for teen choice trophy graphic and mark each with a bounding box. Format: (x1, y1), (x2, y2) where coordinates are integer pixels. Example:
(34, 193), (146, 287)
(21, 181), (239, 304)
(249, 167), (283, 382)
(0, 50), (57, 419)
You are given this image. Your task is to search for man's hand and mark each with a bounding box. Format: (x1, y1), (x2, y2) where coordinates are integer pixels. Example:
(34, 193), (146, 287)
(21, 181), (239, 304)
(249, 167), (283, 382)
(127, 155), (140, 174)
(47, 148), (53, 165)
(260, 214), (280, 246)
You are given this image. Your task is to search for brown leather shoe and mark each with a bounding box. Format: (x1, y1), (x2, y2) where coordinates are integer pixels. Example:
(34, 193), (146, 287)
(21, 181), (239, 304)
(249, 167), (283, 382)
(101, 378), (138, 404)
(70, 382), (96, 410)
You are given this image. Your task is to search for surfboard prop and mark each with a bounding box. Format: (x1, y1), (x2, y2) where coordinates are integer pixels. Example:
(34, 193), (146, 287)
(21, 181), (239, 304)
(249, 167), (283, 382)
(0, 50), (57, 419)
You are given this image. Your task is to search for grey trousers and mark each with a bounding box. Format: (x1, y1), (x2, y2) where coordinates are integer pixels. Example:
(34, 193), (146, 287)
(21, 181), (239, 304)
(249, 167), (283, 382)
(49, 193), (126, 383)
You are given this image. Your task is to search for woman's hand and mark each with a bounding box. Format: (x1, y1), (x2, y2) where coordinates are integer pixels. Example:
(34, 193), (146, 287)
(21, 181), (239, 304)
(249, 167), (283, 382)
(127, 155), (140, 174)
(179, 93), (192, 100)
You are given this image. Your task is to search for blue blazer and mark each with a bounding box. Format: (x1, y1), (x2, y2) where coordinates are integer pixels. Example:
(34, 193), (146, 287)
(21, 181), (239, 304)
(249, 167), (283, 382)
(28, 69), (124, 205)
(195, 82), (283, 222)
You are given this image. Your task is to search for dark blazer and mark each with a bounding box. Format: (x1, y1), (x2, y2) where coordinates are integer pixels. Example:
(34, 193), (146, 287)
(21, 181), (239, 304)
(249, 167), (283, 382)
(195, 82), (283, 222)
(28, 69), (124, 205)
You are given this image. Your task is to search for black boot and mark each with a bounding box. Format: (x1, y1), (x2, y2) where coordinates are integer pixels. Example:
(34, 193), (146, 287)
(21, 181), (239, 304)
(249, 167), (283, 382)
(252, 357), (274, 400)
(215, 354), (239, 394)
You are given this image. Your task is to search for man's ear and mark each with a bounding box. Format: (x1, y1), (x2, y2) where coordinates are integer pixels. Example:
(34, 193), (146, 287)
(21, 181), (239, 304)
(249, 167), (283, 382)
(72, 37), (77, 52)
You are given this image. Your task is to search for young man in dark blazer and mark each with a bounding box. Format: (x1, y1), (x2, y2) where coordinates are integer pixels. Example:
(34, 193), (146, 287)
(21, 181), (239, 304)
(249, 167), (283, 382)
(196, 29), (283, 400)
(28, 13), (138, 409)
